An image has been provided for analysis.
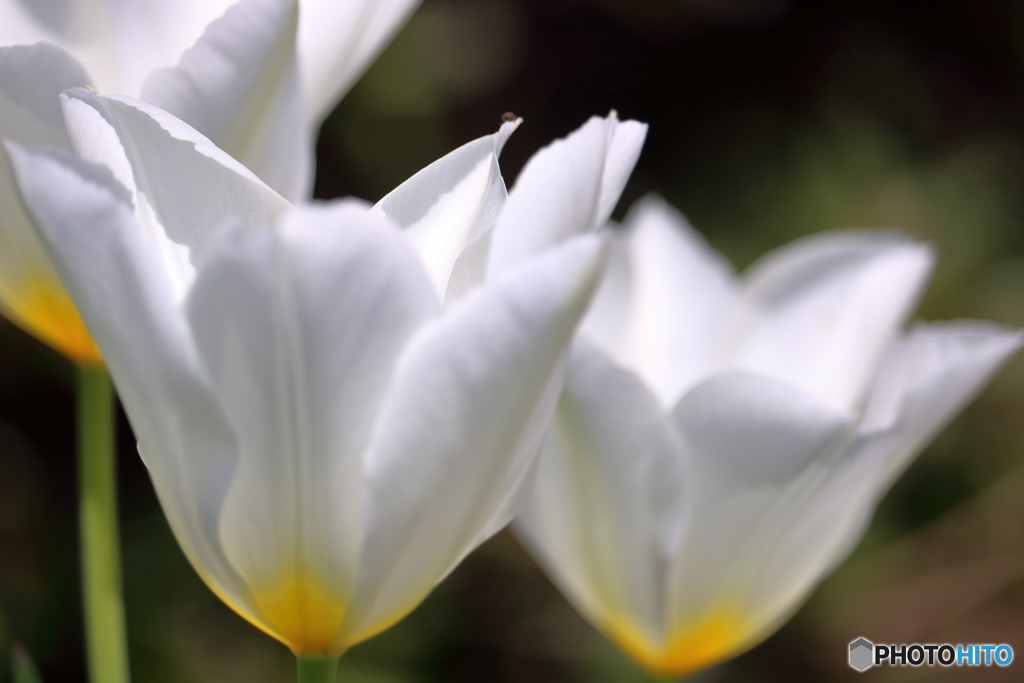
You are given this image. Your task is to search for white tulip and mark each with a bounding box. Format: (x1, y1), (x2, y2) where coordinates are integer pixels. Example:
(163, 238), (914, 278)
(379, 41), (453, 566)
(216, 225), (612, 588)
(0, 0), (418, 360)
(0, 0), (415, 189)
(0, 44), (100, 361)
(516, 195), (1023, 677)
(7, 92), (646, 656)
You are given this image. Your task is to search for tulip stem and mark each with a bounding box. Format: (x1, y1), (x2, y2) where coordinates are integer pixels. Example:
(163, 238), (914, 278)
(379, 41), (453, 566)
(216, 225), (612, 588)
(77, 364), (130, 683)
(297, 656), (340, 683)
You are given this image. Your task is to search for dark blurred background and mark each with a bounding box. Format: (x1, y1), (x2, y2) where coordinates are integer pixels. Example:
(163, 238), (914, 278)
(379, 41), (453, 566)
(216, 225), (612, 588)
(3, 0), (1024, 680)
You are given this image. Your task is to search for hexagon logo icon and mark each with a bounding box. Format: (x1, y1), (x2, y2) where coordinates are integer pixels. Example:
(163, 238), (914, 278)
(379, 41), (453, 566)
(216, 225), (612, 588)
(849, 637), (874, 672)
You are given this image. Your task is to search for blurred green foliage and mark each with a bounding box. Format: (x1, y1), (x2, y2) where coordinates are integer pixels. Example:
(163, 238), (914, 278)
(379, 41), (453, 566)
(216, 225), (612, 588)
(11, 644), (43, 683)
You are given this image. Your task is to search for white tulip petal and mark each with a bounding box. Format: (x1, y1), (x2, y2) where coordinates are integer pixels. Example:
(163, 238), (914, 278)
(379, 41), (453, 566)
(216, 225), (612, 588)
(142, 0), (312, 201)
(487, 116), (609, 275)
(186, 201), (438, 653)
(606, 197), (738, 406)
(516, 339), (688, 650)
(6, 142), (262, 629)
(61, 88), (290, 301)
(0, 0), (237, 97)
(862, 321), (1024, 452)
(342, 234), (605, 644)
(102, 0), (240, 97)
(443, 228), (493, 308)
(0, 43), (98, 360)
(374, 118), (520, 300)
(488, 114), (645, 276)
(298, 0), (423, 124)
(667, 373), (852, 637)
(0, 0), (105, 53)
(0, 0), (118, 94)
(857, 321), (1022, 501)
(741, 321), (1022, 632)
(596, 116), (647, 227)
(0, 43), (89, 140)
(576, 227), (631, 357)
(722, 231), (934, 409)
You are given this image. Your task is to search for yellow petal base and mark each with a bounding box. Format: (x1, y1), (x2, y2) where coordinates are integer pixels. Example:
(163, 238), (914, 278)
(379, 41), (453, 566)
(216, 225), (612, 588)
(249, 568), (352, 656)
(3, 277), (101, 364)
(605, 608), (751, 678)
(203, 566), (428, 659)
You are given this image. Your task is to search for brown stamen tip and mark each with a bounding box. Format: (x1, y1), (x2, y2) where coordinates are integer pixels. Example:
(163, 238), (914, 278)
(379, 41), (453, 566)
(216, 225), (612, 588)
(501, 111), (518, 122)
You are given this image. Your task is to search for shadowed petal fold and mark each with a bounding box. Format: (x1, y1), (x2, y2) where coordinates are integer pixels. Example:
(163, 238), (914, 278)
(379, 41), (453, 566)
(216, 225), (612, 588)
(342, 234), (605, 645)
(0, 43), (97, 361)
(584, 373), (853, 675)
(61, 87), (290, 300)
(723, 231), (934, 409)
(186, 202), (439, 654)
(488, 114), (646, 275)
(7, 143), (261, 629)
(583, 197), (738, 406)
(739, 321), (1022, 638)
(374, 118), (520, 300)
(517, 339), (689, 654)
(142, 0), (312, 201)
(0, 0), (236, 96)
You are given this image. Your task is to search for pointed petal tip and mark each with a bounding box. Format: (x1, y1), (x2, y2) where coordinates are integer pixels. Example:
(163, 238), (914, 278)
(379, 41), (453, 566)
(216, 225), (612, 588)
(625, 193), (688, 225)
(604, 108), (649, 136)
(898, 233), (937, 268)
(739, 227), (939, 313)
(915, 318), (1024, 357)
(758, 227), (935, 264)
(623, 192), (737, 280)
(622, 195), (694, 246)
(1002, 326), (1024, 348)
(494, 117), (523, 155)
(883, 234), (937, 296)
(499, 115), (523, 132)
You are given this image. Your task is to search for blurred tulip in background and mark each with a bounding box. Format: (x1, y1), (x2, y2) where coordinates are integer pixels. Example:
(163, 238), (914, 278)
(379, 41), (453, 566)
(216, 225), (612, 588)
(517, 196), (1022, 677)
(0, 0), (419, 362)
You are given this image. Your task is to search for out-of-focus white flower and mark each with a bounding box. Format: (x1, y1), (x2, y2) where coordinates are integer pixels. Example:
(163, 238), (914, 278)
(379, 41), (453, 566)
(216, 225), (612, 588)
(7, 91), (646, 655)
(0, 45), (100, 361)
(0, 0), (416, 194)
(0, 0), (418, 360)
(516, 195), (1023, 677)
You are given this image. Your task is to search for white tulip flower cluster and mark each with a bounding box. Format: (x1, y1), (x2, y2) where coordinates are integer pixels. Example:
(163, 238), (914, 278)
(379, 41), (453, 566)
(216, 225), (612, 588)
(0, 0), (1018, 678)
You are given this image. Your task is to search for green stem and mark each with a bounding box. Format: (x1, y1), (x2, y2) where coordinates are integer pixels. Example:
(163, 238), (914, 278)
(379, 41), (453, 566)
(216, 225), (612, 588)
(297, 656), (340, 683)
(77, 364), (130, 683)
